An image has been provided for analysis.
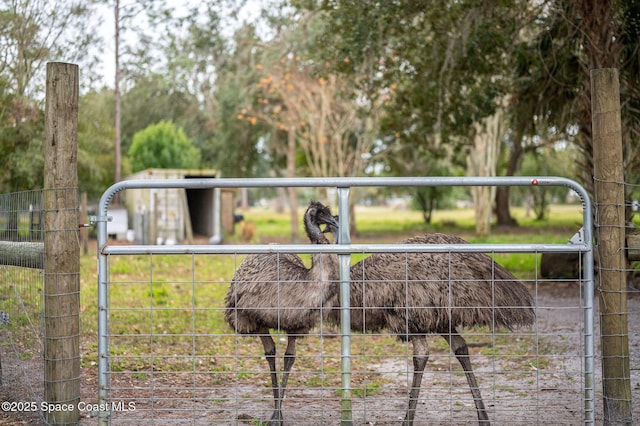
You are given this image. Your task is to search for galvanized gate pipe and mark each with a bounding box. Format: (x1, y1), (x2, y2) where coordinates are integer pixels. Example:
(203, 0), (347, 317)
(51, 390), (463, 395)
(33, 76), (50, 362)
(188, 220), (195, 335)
(95, 176), (594, 425)
(337, 187), (353, 424)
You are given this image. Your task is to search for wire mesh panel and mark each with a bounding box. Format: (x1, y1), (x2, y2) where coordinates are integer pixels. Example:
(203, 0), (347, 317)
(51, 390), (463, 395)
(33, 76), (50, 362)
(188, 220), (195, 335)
(99, 250), (591, 425)
(594, 179), (640, 423)
(0, 189), (45, 424)
(103, 252), (345, 424)
(96, 177), (595, 425)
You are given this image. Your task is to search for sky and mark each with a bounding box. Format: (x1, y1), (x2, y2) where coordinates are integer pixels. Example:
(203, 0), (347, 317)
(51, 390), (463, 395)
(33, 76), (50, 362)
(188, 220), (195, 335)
(97, 0), (262, 87)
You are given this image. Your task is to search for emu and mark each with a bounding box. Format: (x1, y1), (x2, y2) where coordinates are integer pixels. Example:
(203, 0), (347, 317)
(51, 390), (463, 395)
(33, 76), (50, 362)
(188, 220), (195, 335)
(224, 201), (339, 425)
(326, 230), (535, 425)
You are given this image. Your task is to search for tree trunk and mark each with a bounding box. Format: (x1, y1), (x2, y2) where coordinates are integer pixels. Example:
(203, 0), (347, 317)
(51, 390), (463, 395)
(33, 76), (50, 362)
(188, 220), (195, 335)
(468, 110), (503, 236)
(495, 187), (516, 227)
(349, 200), (358, 237)
(275, 187), (286, 213)
(240, 188), (249, 210)
(496, 131), (523, 227)
(113, 0), (122, 204)
(287, 128), (299, 242)
(472, 186), (493, 237)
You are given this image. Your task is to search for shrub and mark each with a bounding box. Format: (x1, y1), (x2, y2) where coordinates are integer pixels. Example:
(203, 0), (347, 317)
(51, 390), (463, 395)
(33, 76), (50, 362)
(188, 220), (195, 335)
(128, 120), (200, 172)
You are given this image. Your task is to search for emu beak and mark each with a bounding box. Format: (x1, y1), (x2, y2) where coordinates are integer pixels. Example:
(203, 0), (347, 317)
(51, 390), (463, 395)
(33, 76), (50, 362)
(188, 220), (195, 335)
(323, 215), (339, 234)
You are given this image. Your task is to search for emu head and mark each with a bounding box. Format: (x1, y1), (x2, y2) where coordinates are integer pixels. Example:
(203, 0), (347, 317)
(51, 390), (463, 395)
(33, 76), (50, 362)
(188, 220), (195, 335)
(304, 201), (339, 244)
(322, 214), (340, 237)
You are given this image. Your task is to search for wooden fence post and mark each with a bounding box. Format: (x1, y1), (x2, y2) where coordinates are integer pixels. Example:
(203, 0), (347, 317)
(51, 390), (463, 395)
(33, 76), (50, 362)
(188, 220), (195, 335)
(44, 62), (80, 425)
(591, 68), (632, 425)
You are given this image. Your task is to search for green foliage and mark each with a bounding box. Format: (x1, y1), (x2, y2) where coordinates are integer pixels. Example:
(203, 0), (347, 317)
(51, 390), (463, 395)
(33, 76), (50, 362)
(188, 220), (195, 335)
(514, 147), (578, 220)
(310, 1), (521, 164)
(128, 120), (201, 172)
(207, 29), (268, 177)
(159, 6), (267, 176)
(0, 0), (100, 191)
(2, 0), (638, 201)
(0, 96), (44, 191)
(78, 88), (119, 200)
(120, 74), (207, 159)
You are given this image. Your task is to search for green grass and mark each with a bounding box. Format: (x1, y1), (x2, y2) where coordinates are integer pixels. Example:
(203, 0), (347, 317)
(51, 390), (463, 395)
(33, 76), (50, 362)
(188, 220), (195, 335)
(229, 203), (584, 277)
(234, 203), (583, 240)
(78, 204), (585, 389)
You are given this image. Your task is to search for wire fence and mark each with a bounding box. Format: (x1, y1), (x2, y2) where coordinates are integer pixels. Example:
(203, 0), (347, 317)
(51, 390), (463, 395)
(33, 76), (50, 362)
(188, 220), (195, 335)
(593, 178), (640, 424)
(0, 187), (80, 425)
(0, 189), (46, 423)
(5, 176), (640, 424)
(101, 250), (591, 425)
(95, 176), (597, 425)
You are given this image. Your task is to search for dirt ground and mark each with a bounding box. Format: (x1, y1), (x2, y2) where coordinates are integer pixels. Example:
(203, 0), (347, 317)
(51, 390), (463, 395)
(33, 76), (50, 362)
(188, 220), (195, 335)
(2, 283), (640, 425)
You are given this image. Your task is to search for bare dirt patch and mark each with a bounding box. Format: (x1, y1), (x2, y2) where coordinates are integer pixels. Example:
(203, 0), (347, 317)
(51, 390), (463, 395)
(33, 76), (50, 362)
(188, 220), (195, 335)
(2, 282), (640, 425)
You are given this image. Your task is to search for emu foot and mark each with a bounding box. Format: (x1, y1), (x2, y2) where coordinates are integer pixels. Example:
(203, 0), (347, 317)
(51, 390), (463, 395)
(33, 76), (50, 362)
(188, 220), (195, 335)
(267, 409), (284, 426)
(477, 406), (490, 425)
(402, 411), (415, 426)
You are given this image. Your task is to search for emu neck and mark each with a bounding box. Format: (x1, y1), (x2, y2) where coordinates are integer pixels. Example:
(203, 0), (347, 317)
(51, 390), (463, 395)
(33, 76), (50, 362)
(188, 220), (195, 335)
(304, 218), (329, 245)
(304, 216), (337, 284)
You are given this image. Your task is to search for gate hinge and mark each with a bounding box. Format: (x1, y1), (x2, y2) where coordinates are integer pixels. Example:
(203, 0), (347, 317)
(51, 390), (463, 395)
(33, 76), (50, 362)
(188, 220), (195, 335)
(90, 215), (113, 225)
(569, 227), (585, 244)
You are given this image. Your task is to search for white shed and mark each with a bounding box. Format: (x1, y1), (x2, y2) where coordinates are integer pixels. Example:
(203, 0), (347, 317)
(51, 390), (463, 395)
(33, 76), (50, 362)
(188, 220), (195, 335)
(122, 168), (233, 244)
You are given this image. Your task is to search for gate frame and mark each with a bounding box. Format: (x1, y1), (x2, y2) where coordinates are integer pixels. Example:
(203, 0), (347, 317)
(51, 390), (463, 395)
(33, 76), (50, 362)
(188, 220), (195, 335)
(95, 176), (594, 425)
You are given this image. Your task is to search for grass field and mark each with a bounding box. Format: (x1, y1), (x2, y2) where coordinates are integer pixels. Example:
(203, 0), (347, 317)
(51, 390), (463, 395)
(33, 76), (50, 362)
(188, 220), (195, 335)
(231, 203), (586, 243)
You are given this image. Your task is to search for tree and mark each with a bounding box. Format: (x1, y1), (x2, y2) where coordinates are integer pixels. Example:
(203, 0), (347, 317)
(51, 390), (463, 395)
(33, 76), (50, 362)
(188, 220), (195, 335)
(0, 0), (97, 191)
(512, 1), (640, 211)
(384, 140), (456, 224)
(250, 57), (377, 179)
(0, 0), (98, 99)
(159, 6), (269, 212)
(128, 120), (200, 172)
(111, 0), (175, 186)
(120, 74), (204, 157)
(205, 23), (268, 178)
(238, 10), (382, 236)
(304, 0), (528, 234)
(0, 101), (44, 191)
(78, 88), (119, 200)
(313, 1), (522, 143)
(467, 108), (506, 236)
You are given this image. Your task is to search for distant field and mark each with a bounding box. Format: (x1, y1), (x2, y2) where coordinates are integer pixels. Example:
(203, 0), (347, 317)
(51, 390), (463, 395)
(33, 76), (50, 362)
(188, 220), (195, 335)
(219, 203), (587, 283)
(231, 203), (585, 243)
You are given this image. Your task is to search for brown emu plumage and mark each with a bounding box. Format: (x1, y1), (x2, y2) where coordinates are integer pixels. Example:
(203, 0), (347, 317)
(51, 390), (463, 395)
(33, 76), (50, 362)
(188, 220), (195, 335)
(224, 201), (339, 425)
(328, 233), (535, 336)
(225, 251), (337, 335)
(325, 232), (535, 426)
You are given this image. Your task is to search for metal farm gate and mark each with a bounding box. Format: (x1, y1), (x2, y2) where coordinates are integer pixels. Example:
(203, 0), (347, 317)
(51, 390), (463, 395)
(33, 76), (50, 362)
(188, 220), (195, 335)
(94, 177), (594, 425)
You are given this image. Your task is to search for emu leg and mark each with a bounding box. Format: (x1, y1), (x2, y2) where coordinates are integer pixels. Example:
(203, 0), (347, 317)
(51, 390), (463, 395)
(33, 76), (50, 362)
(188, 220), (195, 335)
(403, 335), (429, 426)
(259, 334), (297, 426)
(259, 334), (284, 425)
(442, 331), (490, 425)
(278, 335), (297, 401)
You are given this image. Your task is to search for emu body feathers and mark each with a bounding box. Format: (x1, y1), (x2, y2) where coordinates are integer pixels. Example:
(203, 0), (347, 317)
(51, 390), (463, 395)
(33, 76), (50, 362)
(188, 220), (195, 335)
(224, 201), (534, 425)
(328, 233), (535, 337)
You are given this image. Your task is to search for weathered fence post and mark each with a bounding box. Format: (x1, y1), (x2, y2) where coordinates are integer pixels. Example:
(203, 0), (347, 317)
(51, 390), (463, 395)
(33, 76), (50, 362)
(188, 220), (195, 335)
(44, 62), (80, 425)
(591, 68), (632, 425)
